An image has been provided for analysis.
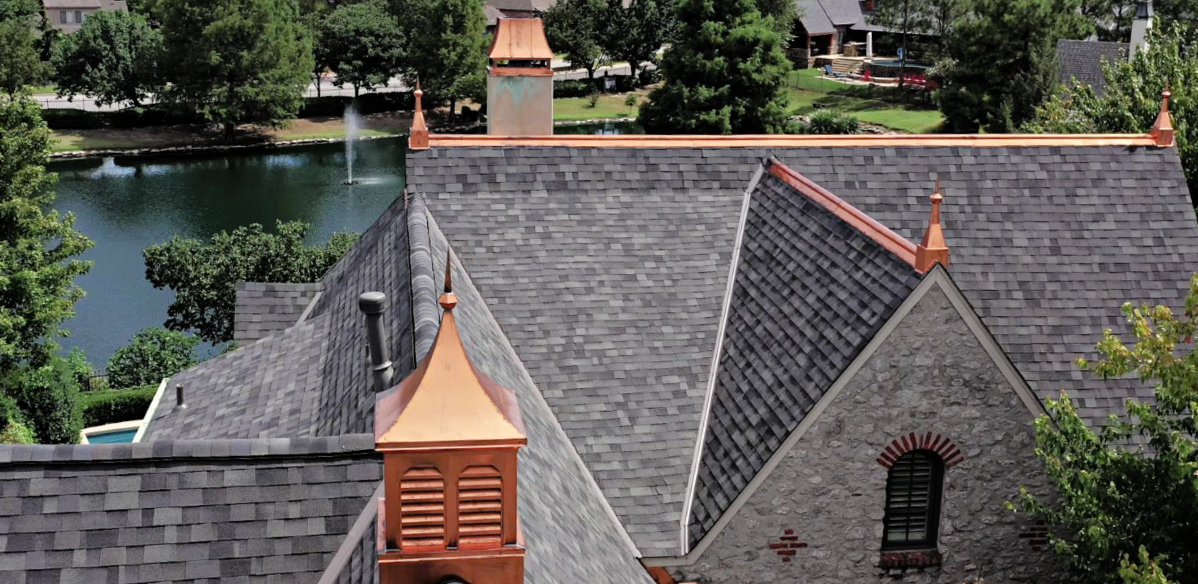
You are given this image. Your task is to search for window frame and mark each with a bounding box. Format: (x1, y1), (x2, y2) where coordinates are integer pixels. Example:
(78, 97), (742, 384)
(880, 449), (944, 551)
(59, 10), (67, 23)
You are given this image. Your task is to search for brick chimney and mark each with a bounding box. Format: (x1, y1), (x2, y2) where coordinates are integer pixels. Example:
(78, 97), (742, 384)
(374, 255), (527, 584)
(487, 18), (554, 135)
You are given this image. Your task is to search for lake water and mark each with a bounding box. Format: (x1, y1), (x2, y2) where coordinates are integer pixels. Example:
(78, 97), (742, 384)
(49, 138), (406, 366)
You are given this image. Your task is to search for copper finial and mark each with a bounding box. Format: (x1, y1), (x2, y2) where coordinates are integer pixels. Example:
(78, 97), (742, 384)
(915, 179), (949, 272)
(1150, 84), (1175, 147)
(410, 80), (430, 150)
(439, 252), (457, 310)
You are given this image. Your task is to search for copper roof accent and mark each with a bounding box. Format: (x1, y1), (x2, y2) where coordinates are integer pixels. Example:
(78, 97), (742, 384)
(410, 82), (429, 151)
(914, 179), (950, 273)
(766, 159), (918, 267)
(1150, 86), (1175, 147)
(425, 133), (1159, 149)
(374, 257), (526, 450)
(488, 18), (554, 61)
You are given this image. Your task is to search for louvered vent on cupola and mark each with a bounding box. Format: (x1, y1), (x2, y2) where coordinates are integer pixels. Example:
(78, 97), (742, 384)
(458, 465), (504, 549)
(399, 467), (446, 549)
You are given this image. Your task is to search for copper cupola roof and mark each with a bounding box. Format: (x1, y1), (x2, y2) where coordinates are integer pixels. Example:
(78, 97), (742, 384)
(488, 18), (554, 61)
(374, 254), (526, 449)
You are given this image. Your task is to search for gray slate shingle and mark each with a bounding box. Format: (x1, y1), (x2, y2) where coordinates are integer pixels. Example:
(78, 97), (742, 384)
(0, 436), (380, 584)
(233, 282), (324, 345)
(687, 163), (922, 546)
(409, 144), (1198, 554)
(1057, 39), (1127, 96)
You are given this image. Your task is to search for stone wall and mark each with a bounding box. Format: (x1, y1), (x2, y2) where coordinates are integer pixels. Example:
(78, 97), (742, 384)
(680, 285), (1062, 584)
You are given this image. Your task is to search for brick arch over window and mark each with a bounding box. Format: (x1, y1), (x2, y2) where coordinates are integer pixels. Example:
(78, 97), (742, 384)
(877, 432), (965, 469)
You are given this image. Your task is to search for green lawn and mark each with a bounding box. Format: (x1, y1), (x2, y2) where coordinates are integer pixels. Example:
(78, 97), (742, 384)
(786, 69), (944, 134)
(554, 93), (643, 122)
(25, 84), (56, 95)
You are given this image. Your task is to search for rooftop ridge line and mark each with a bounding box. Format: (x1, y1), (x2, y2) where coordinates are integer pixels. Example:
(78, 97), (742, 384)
(764, 158), (918, 267)
(425, 133), (1159, 148)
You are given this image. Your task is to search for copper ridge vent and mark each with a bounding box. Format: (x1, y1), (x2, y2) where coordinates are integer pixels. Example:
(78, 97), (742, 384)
(488, 18), (554, 62)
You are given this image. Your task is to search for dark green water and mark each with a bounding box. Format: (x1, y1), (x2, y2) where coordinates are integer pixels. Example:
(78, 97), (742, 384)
(49, 138), (406, 366)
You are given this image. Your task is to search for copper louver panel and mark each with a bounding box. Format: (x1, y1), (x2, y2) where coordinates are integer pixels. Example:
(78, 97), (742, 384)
(399, 467), (446, 549)
(458, 465), (503, 548)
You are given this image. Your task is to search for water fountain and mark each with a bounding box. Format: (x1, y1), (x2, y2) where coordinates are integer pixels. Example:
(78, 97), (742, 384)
(343, 103), (361, 185)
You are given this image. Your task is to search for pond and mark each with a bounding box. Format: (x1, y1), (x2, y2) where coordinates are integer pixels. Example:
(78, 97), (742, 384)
(49, 138), (407, 366)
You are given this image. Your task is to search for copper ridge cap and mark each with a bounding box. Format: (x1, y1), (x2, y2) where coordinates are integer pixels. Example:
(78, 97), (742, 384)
(424, 133), (1160, 148)
(764, 158), (918, 269)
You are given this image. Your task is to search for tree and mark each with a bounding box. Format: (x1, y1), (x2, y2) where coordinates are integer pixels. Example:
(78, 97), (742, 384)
(107, 327), (198, 389)
(1025, 20), (1196, 198)
(936, 0), (1089, 133)
(602, 0), (675, 79)
(544, 0), (606, 81)
(637, 0), (792, 134)
(3, 358), (83, 444)
(1013, 274), (1198, 584)
(158, 0), (314, 139)
(755, 0), (799, 39)
(316, 1), (405, 97)
(0, 19), (50, 95)
(406, 0), (486, 115)
(0, 94), (93, 370)
(52, 10), (164, 107)
(143, 221), (357, 344)
(868, 0), (929, 89)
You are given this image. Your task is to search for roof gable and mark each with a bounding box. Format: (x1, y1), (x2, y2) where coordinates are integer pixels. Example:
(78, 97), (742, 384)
(685, 161), (923, 548)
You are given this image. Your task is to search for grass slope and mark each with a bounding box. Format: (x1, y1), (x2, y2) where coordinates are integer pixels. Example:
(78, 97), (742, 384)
(785, 69), (944, 134)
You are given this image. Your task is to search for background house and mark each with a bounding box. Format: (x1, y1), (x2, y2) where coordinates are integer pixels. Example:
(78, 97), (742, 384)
(40, 0), (127, 33)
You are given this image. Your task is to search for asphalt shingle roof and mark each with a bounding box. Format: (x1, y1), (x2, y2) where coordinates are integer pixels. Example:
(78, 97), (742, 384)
(687, 161), (923, 546)
(233, 282), (323, 346)
(1057, 39), (1127, 96)
(0, 436), (380, 584)
(408, 143), (1198, 555)
(797, 0), (836, 34)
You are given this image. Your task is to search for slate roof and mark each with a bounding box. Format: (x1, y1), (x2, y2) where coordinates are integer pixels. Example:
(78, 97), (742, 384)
(141, 194), (414, 441)
(0, 436), (380, 584)
(408, 143), (1198, 555)
(233, 282), (323, 346)
(1058, 39), (1127, 96)
(408, 147), (747, 554)
(687, 161), (923, 545)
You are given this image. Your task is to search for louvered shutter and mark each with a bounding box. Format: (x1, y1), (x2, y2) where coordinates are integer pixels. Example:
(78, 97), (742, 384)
(882, 451), (943, 549)
(399, 467), (446, 549)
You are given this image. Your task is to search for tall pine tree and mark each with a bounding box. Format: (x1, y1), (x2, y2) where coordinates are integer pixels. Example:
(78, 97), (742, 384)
(638, 0), (791, 134)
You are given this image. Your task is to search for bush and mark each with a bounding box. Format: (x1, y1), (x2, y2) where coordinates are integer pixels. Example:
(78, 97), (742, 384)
(107, 327), (198, 389)
(65, 347), (94, 389)
(297, 92), (415, 118)
(40, 108), (104, 130)
(555, 79), (594, 98)
(79, 384), (158, 427)
(804, 110), (861, 134)
(109, 105), (202, 129)
(585, 91), (601, 108)
(4, 358), (83, 444)
(0, 420), (35, 444)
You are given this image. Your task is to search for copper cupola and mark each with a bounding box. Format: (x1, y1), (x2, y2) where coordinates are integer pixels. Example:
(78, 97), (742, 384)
(374, 255), (527, 584)
(486, 17), (555, 136)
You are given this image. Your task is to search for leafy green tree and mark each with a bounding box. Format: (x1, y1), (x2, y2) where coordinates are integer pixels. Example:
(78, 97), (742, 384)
(406, 0), (486, 115)
(637, 0), (792, 134)
(755, 0), (799, 39)
(3, 357), (83, 443)
(0, 21), (50, 95)
(316, 1), (405, 97)
(1014, 274), (1198, 584)
(544, 0), (607, 81)
(144, 221), (357, 344)
(107, 327), (198, 389)
(603, 0), (674, 79)
(867, 0), (928, 89)
(0, 94), (93, 369)
(52, 10), (164, 107)
(1025, 20), (1195, 198)
(158, 0), (315, 139)
(937, 0), (1089, 133)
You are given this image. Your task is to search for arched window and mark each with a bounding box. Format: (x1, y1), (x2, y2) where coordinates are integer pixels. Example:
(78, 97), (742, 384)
(881, 450), (944, 550)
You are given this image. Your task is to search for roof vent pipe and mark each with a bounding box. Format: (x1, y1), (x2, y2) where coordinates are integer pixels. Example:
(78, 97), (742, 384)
(359, 292), (394, 392)
(176, 384), (187, 409)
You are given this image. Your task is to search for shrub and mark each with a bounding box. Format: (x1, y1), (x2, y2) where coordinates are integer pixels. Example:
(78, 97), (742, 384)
(804, 110), (861, 134)
(79, 384), (158, 427)
(4, 358), (83, 444)
(40, 108), (104, 130)
(585, 91), (601, 108)
(555, 79), (594, 98)
(0, 420), (35, 444)
(107, 327), (198, 389)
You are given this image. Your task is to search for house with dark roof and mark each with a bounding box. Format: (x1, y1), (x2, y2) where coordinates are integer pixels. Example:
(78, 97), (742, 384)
(1057, 40), (1128, 96)
(1, 17), (1194, 584)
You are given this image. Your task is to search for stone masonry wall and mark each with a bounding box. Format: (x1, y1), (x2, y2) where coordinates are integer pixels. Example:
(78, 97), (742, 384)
(681, 286), (1062, 584)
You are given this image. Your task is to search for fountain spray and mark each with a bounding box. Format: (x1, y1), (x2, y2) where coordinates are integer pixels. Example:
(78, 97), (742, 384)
(343, 103), (361, 185)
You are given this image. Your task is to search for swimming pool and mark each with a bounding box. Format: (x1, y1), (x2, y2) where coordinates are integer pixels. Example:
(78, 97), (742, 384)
(86, 428), (138, 444)
(871, 61), (929, 69)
